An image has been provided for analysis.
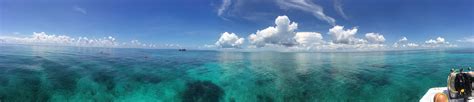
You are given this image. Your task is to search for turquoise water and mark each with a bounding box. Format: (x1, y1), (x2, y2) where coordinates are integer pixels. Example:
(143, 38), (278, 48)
(0, 45), (473, 102)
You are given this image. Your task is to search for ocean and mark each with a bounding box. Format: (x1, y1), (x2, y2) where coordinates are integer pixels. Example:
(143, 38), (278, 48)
(0, 45), (473, 102)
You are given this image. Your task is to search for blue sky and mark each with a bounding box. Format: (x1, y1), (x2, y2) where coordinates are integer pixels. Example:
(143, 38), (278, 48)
(0, 0), (473, 49)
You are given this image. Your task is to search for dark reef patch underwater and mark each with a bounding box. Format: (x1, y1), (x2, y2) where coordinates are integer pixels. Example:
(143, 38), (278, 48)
(0, 45), (473, 101)
(183, 81), (224, 102)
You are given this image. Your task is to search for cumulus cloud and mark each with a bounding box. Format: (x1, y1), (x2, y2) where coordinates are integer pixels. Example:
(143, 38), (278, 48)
(398, 37), (408, 43)
(120, 40), (163, 48)
(212, 15), (458, 51)
(393, 36), (457, 48)
(324, 25), (390, 50)
(244, 16), (389, 50)
(328, 25), (367, 44)
(0, 32), (169, 49)
(0, 32), (118, 47)
(294, 32), (324, 46)
(393, 37), (419, 48)
(276, 0), (336, 25)
(425, 37), (448, 44)
(215, 32), (245, 48)
(248, 15), (298, 47)
(407, 43), (419, 47)
(393, 37), (411, 48)
(423, 37), (455, 47)
(365, 33), (385, 44)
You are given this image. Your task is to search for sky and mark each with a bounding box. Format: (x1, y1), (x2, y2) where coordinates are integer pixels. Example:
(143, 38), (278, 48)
(0, 0), (473, 50)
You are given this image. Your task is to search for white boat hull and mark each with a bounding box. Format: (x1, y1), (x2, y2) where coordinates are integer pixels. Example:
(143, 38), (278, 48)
(420, 87), (474, 102)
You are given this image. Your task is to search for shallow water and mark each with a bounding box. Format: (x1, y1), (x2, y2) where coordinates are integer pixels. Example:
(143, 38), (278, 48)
(0, 45), (473, 102)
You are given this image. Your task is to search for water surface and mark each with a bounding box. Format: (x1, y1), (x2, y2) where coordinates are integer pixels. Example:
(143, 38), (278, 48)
(0, 45), (473, 101)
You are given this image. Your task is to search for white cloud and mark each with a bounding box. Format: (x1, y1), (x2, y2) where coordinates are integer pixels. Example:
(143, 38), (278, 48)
(365, 33), (385, 44)
(407, 43), (419, 47)
(1, 32), (119, 47)
(211, 15), (459, 51)
(425, 37), (448, 44)
(244, 16), (389, 51)
(204, 44), (216, 48)
(215, 32), (245, 48)
(294, 32), (324, 46)
(320, 42), (384, 51)
(73, 6), (87, 14)
(122, 40), (153, 48)
(457, 36), (474, 43)
(248, 15), (298, 47)
(217, 0), (335, 25)
(333, 0), (348, 20)
(328, 25), (367, 44)
(0, 32), (169, 49)
(32, 32), (76, 44)
(399, 37), (408, 43)
(393, 36), (457, 48)
(423, 37), (455, 47)
(276, 0), (336, 25)
(163, 44), (182, 48)
(393, 37), (413, 48)
(217, 0), (231, 17)
(323, 26), (389, 50)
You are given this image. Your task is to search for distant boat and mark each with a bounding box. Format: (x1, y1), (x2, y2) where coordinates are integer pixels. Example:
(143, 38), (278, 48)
(178, 49), (186, 51)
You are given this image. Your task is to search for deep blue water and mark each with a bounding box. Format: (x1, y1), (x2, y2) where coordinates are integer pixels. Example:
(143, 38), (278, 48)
(0, 45), (473, 102)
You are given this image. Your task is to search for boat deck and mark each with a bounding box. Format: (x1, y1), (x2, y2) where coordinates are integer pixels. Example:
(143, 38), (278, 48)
(420, 87), (473, 102)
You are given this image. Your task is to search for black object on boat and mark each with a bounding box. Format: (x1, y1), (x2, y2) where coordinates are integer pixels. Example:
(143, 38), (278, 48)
(178, 49), (186, 51)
